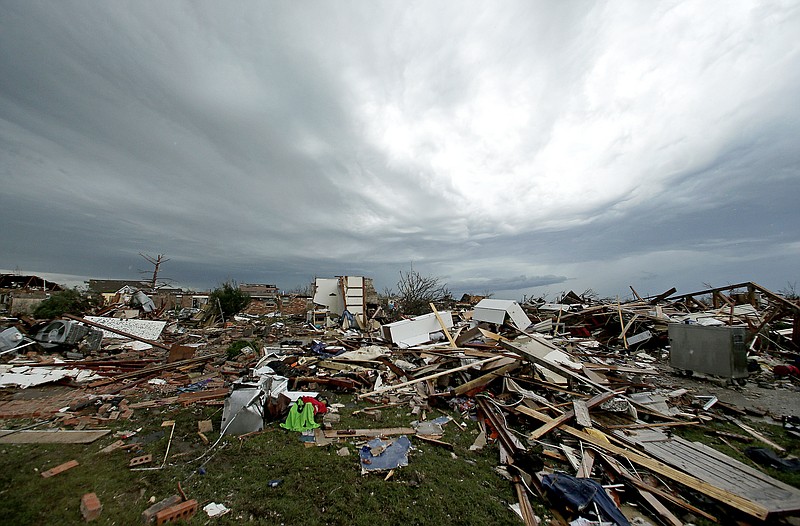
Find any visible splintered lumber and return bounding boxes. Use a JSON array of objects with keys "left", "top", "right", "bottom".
[
  {"left": 88, "top": 354, "right": 221, "bottom": 387},
  {"left": 598, "top": 452, "right": 717, "bottom": 522},
  {"left": 730, "top": 418, "right": 785, "bottom": 452},
  {"left": 500, "top": 340, "right": 677, "bottom": 419},
  {"left": 514, "top": 405, "right": 778, "bottom": 520},
  {"left": 452, "top": 361, "right": 520, "bottom": 396},
  {"left": 177, "top": 388, "right": 229, "bottom": 405},
  {"left": 429, "top": 303, "right": 457, "bottom": 348},
  {"left": 414, "top": 435, "right": 454, "bottom": 450},
  {"left": 513, "top": 475, "right": 539, "bottom": 526},
  {"left": 357, "top": 355, "right": 504, "bottom": 398},
  {"left": 477, "top": 397, "right": 526, "bottom": 457},
  {"left": 575, "top": 449, "right": 595, "bottom": 478},
  {"left": 601, "top": 453, "right": 685, "bottom": 526},
  {"left": 606, "top": 421, "right": 700, "bottom": 430},
  {"left": 323, "top": 427, "right": 415, "bottom": 438},
  {"left": 528, "top": 391, "right": 617, "bottom": 440}
]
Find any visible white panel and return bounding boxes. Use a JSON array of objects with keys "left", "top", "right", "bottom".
[{"left": 381, "top": 312, "right": 453, "bottom": 347}]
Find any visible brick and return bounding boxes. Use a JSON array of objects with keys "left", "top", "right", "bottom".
[
  {"left": 141, "top": 495, "right": 182, "bottom": 524},
  {"left": 80, "top": 492, "right": 102, "bottom": 521},
  {"left": 41, "top": 459, "right": 79, "bottom": 478},
  {"left": 99, "top": 439, "right": 125, "bottom": 454},
  {"left": 155, "top": 499, "right": 198, "bottom": 525},
  {"left": 129, "top": 454, "right": 152, "bottom": 467}
]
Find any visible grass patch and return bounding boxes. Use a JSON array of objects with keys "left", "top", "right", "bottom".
[{"left": 0, "top": 395, "right": 522, "bottom": 525}]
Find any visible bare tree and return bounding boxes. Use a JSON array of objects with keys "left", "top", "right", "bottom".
[
  {"left": 396, "top": 269, "right": 450, "bottom": 315},
  {"left": 288, "top": 280, "right": 314, "bottom": 296},
  {"left": 581, "top": 288, "right": 599, "bottom": 302},
  {"left": 779, "top": 281, "right": 799, "bottom": 300},
  {"left": 139, "top": 253, "right": 171, "bottom": 290}
]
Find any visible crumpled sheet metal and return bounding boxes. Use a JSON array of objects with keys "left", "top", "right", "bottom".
[{"left": 220, "top": 387, "right": 265, "bottom": 436}]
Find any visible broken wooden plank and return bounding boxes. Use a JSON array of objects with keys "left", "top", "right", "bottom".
[
  {"left": 501, "top": 339, "right": 678, "bottom": 420},
  {"left": 87, "top": 353, "right": 220, "bottom": 387},
  {"left": 0, "top": 429, "right": 110, "bottom": 444},
  {"left": 575, "top": 448, "right": 595, "bottom": 478},
  {"left": 606, "top": 421, "right": 700, "bottom": 430},
  {"left": 323, "top": 427, "right": 416, "bottom": 438},
  {"left": 602, "top": 453, "right": 682, "bottom": 526},
  {"left": 414, "top": 435, "right": 454, "bottom": 450},
  {"left": 513, "top": 475, "right": 539, "bottom": 526},
  {"left": 515, "top": 405, "right": 774, "bottom": 520},
  {"left": 730, "top": 418, "right": 785, "bottom": 452},
  {"left": 572, "top": 400, "right": 592, "bottom": 428},
  {"left": 430, "top": 303, "right": 457, "bottom": 348},
  {"left": 177, "top": 388, "right": 229, "bottom": 405},
  {"left": 529, "top": 391, "right": 617, "bottom": 440},
  {"left": 452, "top": 361, "right": 520, "bottom": 396},
  {"left": 41, "top": 459, "right": 79, "bottom": 478},
  {"left": 599, "top": 452, "right": 718, "bottom": 522},
  {"left": 358, "top": 355, "right": 504, "bottom": 399}
]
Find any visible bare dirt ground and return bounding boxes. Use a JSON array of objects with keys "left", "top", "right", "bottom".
[{"left": 650, "top": 362, "right": 800, "bottom": 421}]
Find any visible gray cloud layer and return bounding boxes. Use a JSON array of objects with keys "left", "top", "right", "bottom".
[{"left": 1, "top": 1, "right": 798, "bottom": 297}]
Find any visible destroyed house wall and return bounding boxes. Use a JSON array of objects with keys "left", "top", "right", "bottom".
[
  {"left": 0, "top": 274, "right": 63, "bottom": 292},
  {"left": 279, "top": 295, "right": 310, "bottom": 316},
  {"left": 238, "top": 283, "right": 279, "bottom": 300},
  {"left": 9, "top": 291, "right": 48, "bottom": 314},
  {"left": 87, "top": 279, "right": 151, "bottom": 294}
]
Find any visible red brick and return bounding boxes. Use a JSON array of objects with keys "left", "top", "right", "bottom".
[
  {"left": 129, "top": 454, "right": 152, "bottom": 467},
  {"left": 141, "top": 495, "right": 182, "bottom": 524},
  {"left": 80, "top": 492, "right": 102, "bottom": 521},
  {"left": 155, "top": 499, "right": 197, "bottom": 525}
]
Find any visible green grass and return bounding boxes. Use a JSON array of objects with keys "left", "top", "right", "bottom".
[{"left": 0, "top": 396, "right": 522, "bottom": 525}]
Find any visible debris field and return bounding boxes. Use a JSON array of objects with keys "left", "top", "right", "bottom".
[{"left": 1, "top": 278, "right": 800, "bottom": 525}]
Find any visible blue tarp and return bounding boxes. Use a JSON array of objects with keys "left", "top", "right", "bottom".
[
  {"left": 359, "top": 436, "right": 411, "bottom": 472},
  {"left": 542, "top": 473, "right": 630, "bottom": 526}
]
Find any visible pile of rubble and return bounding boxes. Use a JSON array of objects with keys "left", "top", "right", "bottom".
[{"left": 1, "top": 280, "right": 799, "bottom": 524}]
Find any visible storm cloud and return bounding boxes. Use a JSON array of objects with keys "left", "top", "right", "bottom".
[{"left": 1, "top": 1, "right": 798, "bottom": 298}]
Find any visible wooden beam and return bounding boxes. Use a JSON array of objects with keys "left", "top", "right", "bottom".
[
  {"left": 528, "top": 391, "right": 617, "bottom": 440},
  {"left": 452, "top": 362, "right": 519, "bottom": 396},
  {"left": 599, "top": 452, "right": 718, "bottom": 522},
  {"left": 648, "top": 287, "right": 677, "bottom": 305},
  {"left": 430, "top": 303, "right": 457, "bottom": 348},
  {"left": 357, "top": 355, "right": 504, "bottom": 398},
  {"left": 515, "top": 406, "right": 771, "bottom": 520},
  {"left": 513, "top": 475, "right": 540, "bottom": 526}
]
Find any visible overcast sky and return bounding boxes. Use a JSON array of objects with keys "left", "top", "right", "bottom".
[{"left": 1, "top": 1, "right": 798, "bottom": 299}]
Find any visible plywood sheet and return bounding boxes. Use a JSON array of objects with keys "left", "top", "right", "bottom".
[
  {"left": 621, "top": 429, "right": 800, "bottom": 515},
  {"left": 0, "top": 429, "right": 111, "bottom": 444}
]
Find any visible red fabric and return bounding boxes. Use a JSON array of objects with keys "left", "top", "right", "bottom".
[
  {"left": 774, "top": 365, "right": 800, "bottom": 377},
  {"left": 301, "top": 396, "right": 327, "bottom": 414}
]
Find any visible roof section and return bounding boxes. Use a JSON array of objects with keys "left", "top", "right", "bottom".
[
  {"left": 87, "top": 279, "right": 151, "bottom": 294},
  {"left": 0, "top": 274, "right": 63, "bottom": 291}
]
